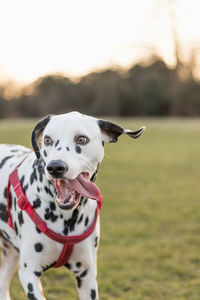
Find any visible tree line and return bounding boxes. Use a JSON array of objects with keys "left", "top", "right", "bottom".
[{"left": 1, "top": 58, "right": 200, "bottom": 118}]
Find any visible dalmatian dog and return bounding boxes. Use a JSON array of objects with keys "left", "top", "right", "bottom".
[{"left": 0, "top": 111, "right": 145, "bottom": 300}]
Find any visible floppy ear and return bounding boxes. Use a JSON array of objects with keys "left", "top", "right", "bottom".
[
  {"left": 98, "top": 120, "right": 145, "bottom": 143},
  {"left": 31, "top": 115, "right": 52, "bottom": 159}
]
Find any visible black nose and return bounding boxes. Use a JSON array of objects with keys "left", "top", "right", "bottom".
[{"left": 47, "top": 160, "right": 68, "bottom": 178}]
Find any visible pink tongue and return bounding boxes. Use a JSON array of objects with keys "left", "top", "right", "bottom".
[{"left": 69, "top": 175, "right": 101, "bottom": 200}]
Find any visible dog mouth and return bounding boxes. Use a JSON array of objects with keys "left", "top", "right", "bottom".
[{"left": 54, "top": 172, "right": 101, "bottom": 210}]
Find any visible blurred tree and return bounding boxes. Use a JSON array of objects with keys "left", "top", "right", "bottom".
[
  {"left": 1, "top": 58, "right": 200, "bottom": 118},
  {"left": 80, "top": 70, "right": 122, "bottom": 115},
  {"left": 11, "top": 75, "right": 76, "bottom": 117},
  {"left": 179, "top": 79, "right": 200, "bottom": 116},
  {"left": 0, "top": 87, "right": 9, "bottom": 118},
  {"left": 120, "top": 60, "right": 176, "bottom": 116}
]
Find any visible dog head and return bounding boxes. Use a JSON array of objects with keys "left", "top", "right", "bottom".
[{"left": 32, "top": 111, "right": 145, "bottom": 210}]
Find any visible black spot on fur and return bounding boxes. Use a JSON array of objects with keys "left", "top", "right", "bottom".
[
  {"left": 43, "top": 150, "right": 47, "bottom": 157},
  {"left": 42, "top": 262, "right": 56, "bottom": 272},
  {"left": 4, "top": 187, "right": 13, "bottom": 210},
  {"left": 33, "top": 198, "right": 41, "bottom": 209},
  {"left": 57, "top": 147, "right": 62, "bottom": 151},
  {"left": 9, "top": 193, "right": 13, "bottom": 209},
  {"left": 76, "top": 277, "right": 82, "bottom": 288},
  {"left": 34, "top": 243, "right": 43, "bottom": 252},
  {"left": 35, "top": 226, "right": 41, "bottom": 234},
  {"left": 24, "top": 263, "right": 27, "bottom": 268},
  {"left": 37, "top": 187, "right": 40, "bottom": 193},
  {"left": 4, "top": 187, "right": 7, "bottom": 199},
  {"left": 30, "top": 168, "right": 38, "bottom": 185},
  {"left": 75, "top": 145, "right": 81, "bottom": 154},
  {"left": 102, "top": 141, "right": 105, "bottom": 147},
  {"left": 66, "top": 147, "right": 70, "bottom": 151},
  {"left": 34, "top": 271, "right": 41, "bottom": 277},
  {"left": 94, "top": 236, "right": 98, "bottom": 248},
  {"left": 39, "top": 172, "right": 43, "bottom": 183},
  {"left": 32, "top": 160, "right": 37, "bottom": 168},
  {"left": 14, "top": 197, "right": 17, "bottom": 211},
  {"left": 65, "top": 262, "right": 72, "bottom": 269},
  {"left": 27, "top": 292, "right": 38, "bottom": 300},
  {"left": 91, "top": 289, "right": 96, "bottom": 300},
  {"left": 23, "top": 184, "right": 29, "bottom": 193},
  {"left": 0, "top": 204, "right": 9, "bottom": 223},
  {"left": 50, "top": 201, "right": 56, "bottom": 210},
  {"left": 18, "top": 211, "right": 24, "bottom": 226},
  {"left": 30, "top": 170, "right": 34, "bottom": 185},
  {"left": 80, "top": 269, "right": 88, "bottom": 277},
  {"left": 0, "top": 156, "right": 13, "bottom": 168},
  {"left": 77, "top": 214, "right": 83, "bottom": 224},
  {"left": 85, "top": 217, "right": 89, "bottom": 227},
  {"left": 28, "top": 283, "right": 33, "bottom": 292},
  {"left": 44, "top": 186, "right": 53, "bottom": 197},
  {"left": 63, "top": 209, "right": 79, "bottom": 235},
  {"left": 14, "top": 222, "right": 18, "bottom": 236},
  {"left": 76, "top": 269, "right": 88, "bottom": 289},
  {"left": 44, "top": 205, "right": 58, "bottom": 223},
  {"left": 37, "top": 159, "right": 45, "bottom": 177},
  {"left": 21, "top": 175, "right": 29, "bottom": 192},
  {"left": 20, "top": 175, "right": 25, "bottom": 186},
  {"left": 63, "top": 225, "right": 69, "bottom": 236},
  {"left": 76, "top": 262, "right": 82, "bottom": 268},
  {"left": 55, "top": 140, "right": 60, "bottom": 148}
]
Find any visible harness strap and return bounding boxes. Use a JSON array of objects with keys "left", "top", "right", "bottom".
[
  {"left": 7, "top": 168, "right": 102, "bottom": 267},
  {"left": 53, "top": 244, "right": 74, "bottom": 268},
  {"left": 7, "top": 180, "right": 14, "bottom": 229}
]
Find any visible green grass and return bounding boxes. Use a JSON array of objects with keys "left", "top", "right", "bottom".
[{"left": 1, "top": 118, "right": 200, "bottom": 299}]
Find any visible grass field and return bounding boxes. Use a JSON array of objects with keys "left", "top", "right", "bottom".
[{"left": 0, "top": 118, "right": 200, "bottom": 300}]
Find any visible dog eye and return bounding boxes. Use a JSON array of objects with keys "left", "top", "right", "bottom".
[
  {"left": 44, "top": 136, "right": 53, "bottom": 146},
  {"left": 76, "top": 136, "right": 89, "bottom": 145}
]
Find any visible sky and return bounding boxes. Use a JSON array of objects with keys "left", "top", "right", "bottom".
[{"left": 0, "top": 0, "right": 200, "bottom": 85}]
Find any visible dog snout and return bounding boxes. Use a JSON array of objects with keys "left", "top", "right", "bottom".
[{"left": 47, "top": 160, "right": 68, "bottom": 178}]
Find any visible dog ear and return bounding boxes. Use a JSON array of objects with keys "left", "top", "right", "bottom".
[
  {"left": 31, "top": 115, "right": 52, "bottom": 159},
  {"left": 98, "top": 119, "right": 145, "bottom": 143}
]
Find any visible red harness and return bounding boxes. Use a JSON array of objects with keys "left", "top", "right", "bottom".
[{"left": 7, "top": 168, "right": 102, "bottom": 268}]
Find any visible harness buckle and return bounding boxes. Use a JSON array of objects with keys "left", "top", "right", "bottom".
[{"left": 17, "top": 195, "right": 29, "bottom": 210}]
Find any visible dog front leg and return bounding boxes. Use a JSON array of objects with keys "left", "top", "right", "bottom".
[
  {"left": 75, "top": 268, "right": 98, "bottom": 300},
  {"left": 0, "top": 242, "right": 19, "bottom": 300},
  {"left": 66, "top": 257, "right": 98, "bottom": 300},
  {"left": 18, "top": 267, "right": 45, "bottom": 300}
]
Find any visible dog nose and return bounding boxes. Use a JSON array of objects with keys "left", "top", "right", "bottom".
[{"left": 47, "top": 160, "right": 68, "bottom": 178}]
